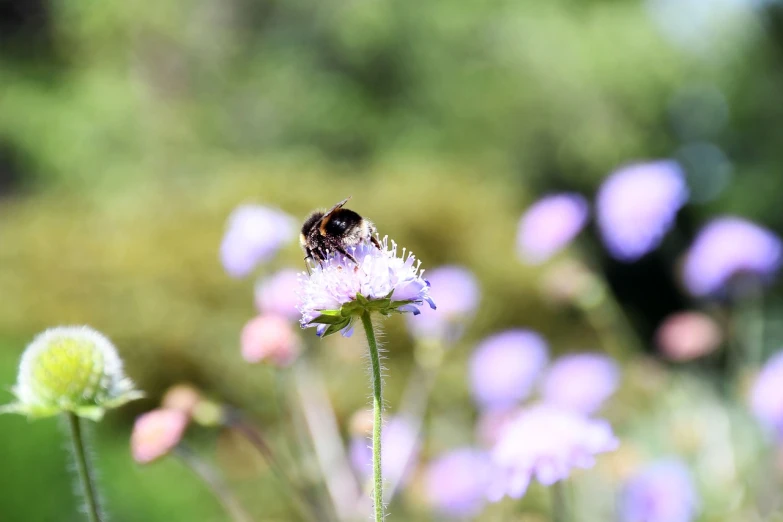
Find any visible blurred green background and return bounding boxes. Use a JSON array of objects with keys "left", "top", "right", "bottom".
[{"left": 3, "top": 0, "right": 783, "bottom": 520}]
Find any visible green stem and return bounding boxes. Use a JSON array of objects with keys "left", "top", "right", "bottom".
[
  {"left": 360, "top": 311, "right": 384, "bottom": 522},
  {"left": 551, "top": 481, "right": 568, "bottom": 522},
  {"left": 173, "top": 445, "right": 253, "bottom": 522},
  {"left": 65, "top": 413, "right": 102, "bottom": 522}
]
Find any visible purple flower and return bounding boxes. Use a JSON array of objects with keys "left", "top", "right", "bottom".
[
  {"left": 682, "top": 217, "right": 782, "bottom": 297},
  {"left": 487, "top": 404, "right": 618, "bottom": 501},
  {"left": 469, "top": 330, "right": 549, "bottom": 411},
  {"left": 349, "top": 416, "right": 420, "bottom": 489},
  {"left": 255, "top": 268, "right": 301, "bottom": 321},
  {"left": 517, "top": 193, "right": 589, "bottom": 264},
  {"left": 620, "top": 460, "right": 699, "bottom": 522},
  {"left": 298, "top": 236, "right": 435, "bottom": 337},
  {"left": 540, "top": 353, "right": 620, "bottom": 415},
  {"left": 220, "top": 205, "right": 295, "bottom": 278},
  {"left": 596, "top": 161, "right": 688, "bottom": 262},
  {"left": 406, "top": 265, "right": 480, "bottom": 341},
  {"left": 749, "top": 351, "right": 783, "bottom": 438},
  {"left": 425, "top": 448, "right": 492, "bottom": 519}
]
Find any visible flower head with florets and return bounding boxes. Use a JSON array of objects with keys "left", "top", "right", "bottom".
[{"left": 298, "top": 236, "right": 436, "bottom": 337}]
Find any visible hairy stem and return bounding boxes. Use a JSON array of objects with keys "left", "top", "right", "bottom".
[
  {"left": 360, "top": 311, "right": 384, "bottom": 522},
  {"left": 551, "top": 481, "right": 568, "bottom": 522},
  {"left": 66, "top": 413, "right": 102, "bottom": 522}
]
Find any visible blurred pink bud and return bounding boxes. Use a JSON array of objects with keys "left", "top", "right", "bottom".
[
  {"left": 656, "top": 311, "right": 722, "bottom": 362},
  {"left": 131, "top": 409, "right": 188, "bottom": 464},
  {"left": 241, "top": 314, "right": 301, "bottom": 366},
  {"left": 161, "top": 384, "right": 202, "bottom": 417}
]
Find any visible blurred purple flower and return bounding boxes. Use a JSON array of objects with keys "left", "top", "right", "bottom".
[
  {"left": 750, "top": 351, "right": 783, "bottom": 438},
  {"left": 517, "top": 193, "right": 589, "bottom": 264},
  {"left": 425, "top": 448, "right": 492, "bottom": 519},
  {"left": 406, "top": 265, "right": 480, "bottom": 341},
  {"left": 487, "top": 404, "right": 618, "bottom": 501},
  {"left": 298, "top": 237, "right": 435, "bottom": 337},
  {"left": 682, "top": 217, "right": 782, "bottom": 297},
  {"left": 220, "top": 205, "right": 295, "bottom": 278},
  {"left": 540, "top": 353, "right": 620, "bottom": 415},
  {"left": 620, "top": 460, "right": 699, "bottom": 522},
  {"left": 255, "top": 269, "right": 301, "bottom": 321},
  {"left": 349, "top": 416, "right": 420, "bottom": 489},
  {"left": 469, "top": 330, "right": 549, "bottom": 411},
  {"left": 596, "top": 161, "right": 688, "bottom": 262}
]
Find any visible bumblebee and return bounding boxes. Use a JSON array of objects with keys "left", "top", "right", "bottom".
[{"left": 300, "top": 197, "right": 381, "bottom": 265}]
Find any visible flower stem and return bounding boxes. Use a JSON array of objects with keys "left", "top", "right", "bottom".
[
  {"left": 360, "top": 310, "right": 384, "bottom": 522},
  {"left": 65, "top": 413, "right": 102, "bottom": 522},
  {"left": 551, "top": 481, "right": 568, "bottom": 522},
  {"left": 173, "top": 444, "right": 253, "bottom": 522}
]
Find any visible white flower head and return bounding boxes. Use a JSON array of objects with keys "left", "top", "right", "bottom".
[
  {"left": 298, "top": 236, "right": 436, "bottom": 337},
  {"left": 1, "top": 326, "right": 143, "bottom": 420}
]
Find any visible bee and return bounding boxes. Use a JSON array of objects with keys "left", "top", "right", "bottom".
[{"left": 300, "top": 197, "right": 381, "bottom": 266}]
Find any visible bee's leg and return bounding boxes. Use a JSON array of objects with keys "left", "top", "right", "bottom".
[
  {"left": 370, "top": 235, "right": 382, "bottom": 249},
  {"left": 331, "top": 243, "right": 358, "bottom": 266}
]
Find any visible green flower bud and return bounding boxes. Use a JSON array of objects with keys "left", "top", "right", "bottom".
[{"left": 1, "top": 326, "right": 143, "bottom": 420}]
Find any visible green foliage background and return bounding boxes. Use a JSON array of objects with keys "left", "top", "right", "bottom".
[{"left": 2, "top": 0, "right": 783, "bottom": 520}]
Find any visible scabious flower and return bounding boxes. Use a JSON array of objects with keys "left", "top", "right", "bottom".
[
  {"left": 131, "top": 409, "right": 189, "bottom": 464},
  {"left": 349, "top": 416, "right": 420, "bottom": 489},
  {"left": 682, "top": 217, "right": 782, "bottom": 297},
  {"left": 487, "top": 404, "right": 618, "bottom": 501},
  {"left": 619, "top": 460, "right": 699, "bottom": 522},
  {"left": 298, "top": 236, "right": 435, "bottom": 337},
  {"left": 749, "top": 351, "right": 783, "bottom": 438},
  {"left": 241, "top": 314, "right": 301, "bottom": 366},
  {"left": 469, "top": 330, "right": 548, "bottom": 411},
  {"left": 656, "top": 311, "right": 722, "bottom": 362},
  {"left": 0, "top": 326, "right": 143, "bottom": 420},
  {"left": 255, "top": 268, "right": 301, "bottom": 321},
  {"left": 220, "top": 205, "right": 295, "bottom": 278},
  {"left": 540, "top": 353, "right": 620, "bottom": 415},
  {"left": 517, "top": 193, "right": 589, "bottom": 264},
  {"left": 597, "top": 161, "right": 688, "bottom": 262},
  {"left": 406, "top": 265, "right": 480, "bottom": 342},
  {"left": 425, "top": 448, "right": 493, "bottom": 519}
]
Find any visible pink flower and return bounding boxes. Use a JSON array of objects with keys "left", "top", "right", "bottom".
[
  {"left": 131, "top": 409, "right": 189, "bottom": 464},
  {"left": 655, "top": 311, "right": 722, "bottom": 362},
  {"left": 255, "top": 269, "right": 301, "bottom": 322},
  {"left": 517, "top": 194, "right": 589, "bottom": 264},
  {"left": 241, "top": 315, "right": 301, "bottom": 367}
]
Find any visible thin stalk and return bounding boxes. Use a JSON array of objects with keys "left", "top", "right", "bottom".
[
  {"left": 360, "top": 311, "right": 384, "bottom": 522},
  {"left": 551, "top": 481, "right": 568, "bottom": 522},
  {"left": 173, "top": 444, "right": 253, "bottom": 522},
  {"left": 66, "top": 413, "right": 102, "bottom": 522}
]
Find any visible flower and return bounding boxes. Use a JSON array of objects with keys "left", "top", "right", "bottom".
[
  {"left": 255, "top": 268, "right": 301, "bottom": 321},
  {"left": 517, "top": 193, "right": 589, "bottom": 264},
  {"left": 487, "top": 404, "right": 618, "bottom": 501},
  {"left": 469, "top": 330, "right": 548, "bottom": 411},
  {"left": 406, "top": 265, "right": 480, "bottom": 341},
  {"left": 749, "top": 351, "right": 783, "bottom": 438},
  {"left": 220, "top": 205, "right": 295, "bottom": 278},
  {"left": 0, "top": 326, "right": 143, "bottom": 420},
  {"left": 131, "top": 409, "right": 189, "bottom": 464},
  {"left": 349, "top": 415, "right": 420, "bottom": 489},
  {"left": 596, "top": 160, "right": 688, "bottom": 261},
  {"left": 540, "top": 353, "right": 620, "bottom": 415},
  {"left": 298, "top": 236, "right": 435, "bottom": 337},
  {"left": 161, "top": 383, "right": 203, "bottom": 417},
  {"left": 655, "top": 311, "right": 722, "bottom": 362},
  {"left": 241, "top": 314, "right": 301, "bottom": 366},
  {"left": 425, "top": 448, "right": 493, "bottom": 518},
  {"left": 682, "top": 217, "right": 782, "bottom": 297},
  {"left": 619, "top": 460, "right": 699, "bottom": 522}
]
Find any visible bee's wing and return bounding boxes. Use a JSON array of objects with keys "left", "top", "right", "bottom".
[{"left": 322, "top": 196, "right": 352, "bottom": 220}]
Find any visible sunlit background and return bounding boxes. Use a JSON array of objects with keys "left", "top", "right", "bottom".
[{"left": 3, "top": 0, "right": 783, "bottom": 521}]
